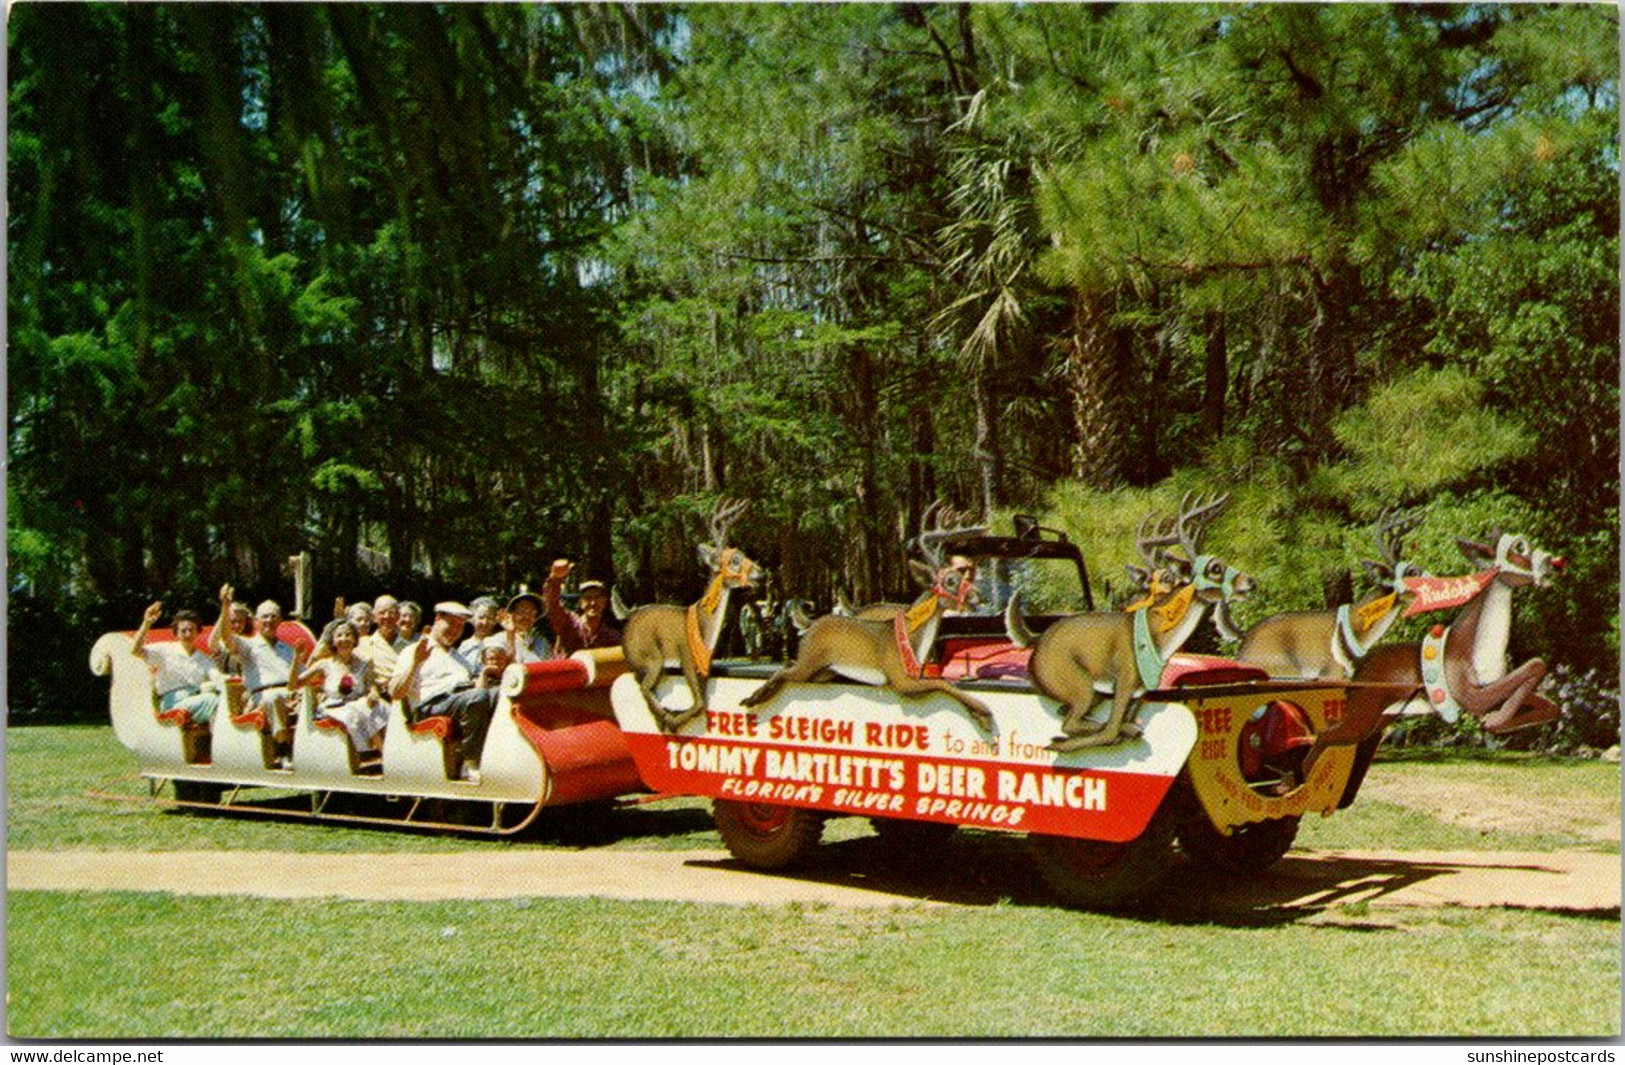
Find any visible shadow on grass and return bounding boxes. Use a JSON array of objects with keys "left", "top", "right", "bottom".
[{"left": 686, "top": 832, "right": 1620, "bottom": 928}]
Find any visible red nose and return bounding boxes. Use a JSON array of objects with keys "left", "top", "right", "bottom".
[{"left": 1550, "top": 556, "right": 1567, "bottom": 572}]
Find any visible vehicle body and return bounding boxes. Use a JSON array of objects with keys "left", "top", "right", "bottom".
[
  {"left": 91, "top": 519, "right": 1413, "bottom": 908},
  {"left": 607, "top": 525, "right": 1410, "bottom": 907}
]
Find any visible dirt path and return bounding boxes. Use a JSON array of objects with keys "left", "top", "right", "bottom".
[{"left": 9, "top": 845, "right": 1619, "bottom": 914}]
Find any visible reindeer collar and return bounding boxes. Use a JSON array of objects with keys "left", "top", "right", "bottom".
[
  {"left": 1403, "top": 568, "right": 1499, "bottom": 617},
  {"left": 904, "top": 594, "right": 940, "bottom": 633},
  {"left": 685, "top": 604, "right": 714, "bottom": 678},
  {"left": 893, "top": 614, "right": 926, "bottom": 679},
  {"left": 1336, "top": 593, "right": 1399, "bottom": 660},
  {"left": 1418, "top": 624, "right": 1463, "bottom": 722},
  {"left": 1131, "top": 608, "right": 1166, "bottom": 690}
]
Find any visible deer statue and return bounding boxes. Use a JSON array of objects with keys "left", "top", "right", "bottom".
[
  {"left": 740, "top": 504, "right": 995, "bottom": 731},
  {"left": 831, "top": 501, "right": 987, "bottom": 621},
  {"left": 1301, "top": 529, "right": 1566, "bottom": 778},
  {"left": 620, "top": 498, "right": 760, "bottom": 732},
  {"left": 1005, "top": 492, "right": 1253, "bottom": 751},
  {"left": 1215, "top": 507, "right": 1426, "bottom": 679}
]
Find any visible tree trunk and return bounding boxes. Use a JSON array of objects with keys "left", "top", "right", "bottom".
[
  {"left": 1065, "top": 291, "right": 1132, "bottom": 490},
  {"left": 971, "top": 367, "right": 1004, "bottom": 523},
  {"left": 850, "top": 342, "right": 882, "bottom": 603}
]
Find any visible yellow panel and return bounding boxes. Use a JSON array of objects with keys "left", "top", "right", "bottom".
[{"left": 1183, "top": 685, "right": 1359, "bottom": 834}]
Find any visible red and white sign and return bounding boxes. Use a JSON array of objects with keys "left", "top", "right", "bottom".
[
  {"left": 610, "top": 674, "right": 1196, "bottom": 842},
  {"left": 1403, "top": 569, "right": 1499, "bottom": 616}
]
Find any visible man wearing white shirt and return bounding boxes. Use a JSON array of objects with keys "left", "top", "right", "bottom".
[
  {"left": 389, "top": 602, "right": 500, "bottom": 781},
  {"left": 210, "top": 585, "right": 305, "bottom": 754},
  {"left": 358, "top": 595, "right": 402, "bottom": 678}
]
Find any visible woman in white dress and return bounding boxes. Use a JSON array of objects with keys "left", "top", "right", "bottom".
[{"left": 297, "top": 620, "right": 388, "bottom": 753}]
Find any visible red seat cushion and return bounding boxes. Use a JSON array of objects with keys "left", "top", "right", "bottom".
[
  {"left": 408, "top": 715, "right": 453, "bottom": 740},
  {"left": 1160, "top": 653, "right": 1269, "bottom": 688},
  {"left": 230, "top": 709, "right": 267, "bottom": 730},
  {"left": 937, "top": 640, "right": 1032, "bottom": 681}
]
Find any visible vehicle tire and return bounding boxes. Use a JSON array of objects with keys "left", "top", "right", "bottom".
[
  {"left": 1177, "top": 813, "right": 1300, "bottom": 876},
  {"left": 868, "top": 816, "right": 957, "bottom": 849},
  {"left": 171, "top": 779, "right": 225, "bottom": 805},
  {"left": 713, "top": 799, "right": 824, "bottom": 870},
  {"left": 1028, "top": 801, "right": 1179, "bottom": 910}
]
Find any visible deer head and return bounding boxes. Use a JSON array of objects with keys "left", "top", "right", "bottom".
[
  {"left": 1457, "top": 529, "right": 1566, "bottom": 588},
  {"left": 1149, "top": 492, "right": 1251, "bottom": 604},
  {"left": 908, "top": 499, "right": 987, "bottom": 613},
  {"left": 1124, "top": 512, "right": 1182, "bottom": 606},
  {"left": 697, "top": 497, "right": 760, "bottom": 592}
]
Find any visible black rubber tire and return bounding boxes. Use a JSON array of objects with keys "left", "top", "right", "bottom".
[
  {"left": 713, "top": 799, "right": 825, "bottom": 870},
  {"left": 1028, "top": 801, "right": 1180, "bottom": 910},
  {"left": 171, "top": 779, "right": 225, "bottom": 805},
  {"left": 1177, "top": 813, "right": 1300, "bottom": 876},
  {"left": 868, "top": 816, "right": 957, "bottom": 848}
]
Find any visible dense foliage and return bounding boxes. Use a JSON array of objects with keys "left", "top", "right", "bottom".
[{"left": 9, "top": 4, "right": 1618, "bottom": 726}]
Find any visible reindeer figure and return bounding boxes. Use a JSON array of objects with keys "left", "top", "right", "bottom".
[
  {"left": 1303, "top": 529, "right": 1566, "bottom": 777},
  {"left": 1006, "top": 493, "right": 1253, "bottom": 751},
  {"left": 832, "top": 501, "right": 987, "bottom": 621},
  {"left": 620, "top": 499, "right": 759, "bottom": 732},
  {"left": 1217, "top": 507, "right": 1426, "bottom": 679},
  {"left": 740, "top": 505, "right": 994, "bottom": 731}
]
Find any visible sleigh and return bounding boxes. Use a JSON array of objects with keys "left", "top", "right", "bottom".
[{"left": 91, "top": 625, "right": 645, "bottom": 834}]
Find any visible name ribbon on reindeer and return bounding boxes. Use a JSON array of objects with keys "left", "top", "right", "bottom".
[{"left": 1402, "top": 568, "right": 1499, "bottom": 617}]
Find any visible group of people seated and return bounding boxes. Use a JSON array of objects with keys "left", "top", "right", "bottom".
[{"left": 130, "top": 560, "right": 621, "bottom": 782}]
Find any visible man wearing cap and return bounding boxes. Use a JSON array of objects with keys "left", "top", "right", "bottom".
[
  {"left": 543, "top": 559, "right": 622, "bottom": 656},
  {"left": 501, "top": 590, "right": 554, "bottom": 663},
  {"left": 388, "top": 602, "right": 499, "bottom": 782}
]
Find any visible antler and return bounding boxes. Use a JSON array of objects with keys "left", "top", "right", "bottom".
[
  {"left": 1135, "top": 511, "right": 1181, "bottom": 565},
  {"left": 915, "top": 498, "right": 988, "bottom": 568},
  {"left": 1174, "top": 491, "right": 1230, "bottom": 559},
  {"left": 1373, "top": 506, "right": 1424, "bottom": 566},
  {"left": 709, "top": 497, "right": 750, "bottom": 547}
]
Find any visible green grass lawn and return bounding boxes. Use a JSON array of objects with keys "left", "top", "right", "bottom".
[
  {"left": 8, "top": 890, "right": 1618, "bottom": 1038},
  {"left": 7, "top": 724, "right": 1621, "bottom": 1038}
]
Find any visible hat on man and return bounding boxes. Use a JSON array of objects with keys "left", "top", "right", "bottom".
[
  {"left": 508, "top": 592, "right": 544, "bottom": 614},
  {"left": 434, "top": 601, "right": 473, "bottom": 619},
  {"left": 577, "top": 580, "right": 607, "bottom": 595}
]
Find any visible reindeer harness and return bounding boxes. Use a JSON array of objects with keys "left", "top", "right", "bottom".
[
  {"left": 1191, "top": 554, "right": 1243, "bottom": 599},
  {"left": 684, "top": 548, "right": 756, "bottom": 678},
  {"left": 1130, "top": 584, "right": 1196, "bottom": 689},
  {"left": 1334, "top": 592, "right": 1399, "bottom": 662},
  {"left": 891, "top": 570, "right": 977, "bottom": 680},
  {"left": 1402, "top": 567, "right": 1501, "bottom": 721}
]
